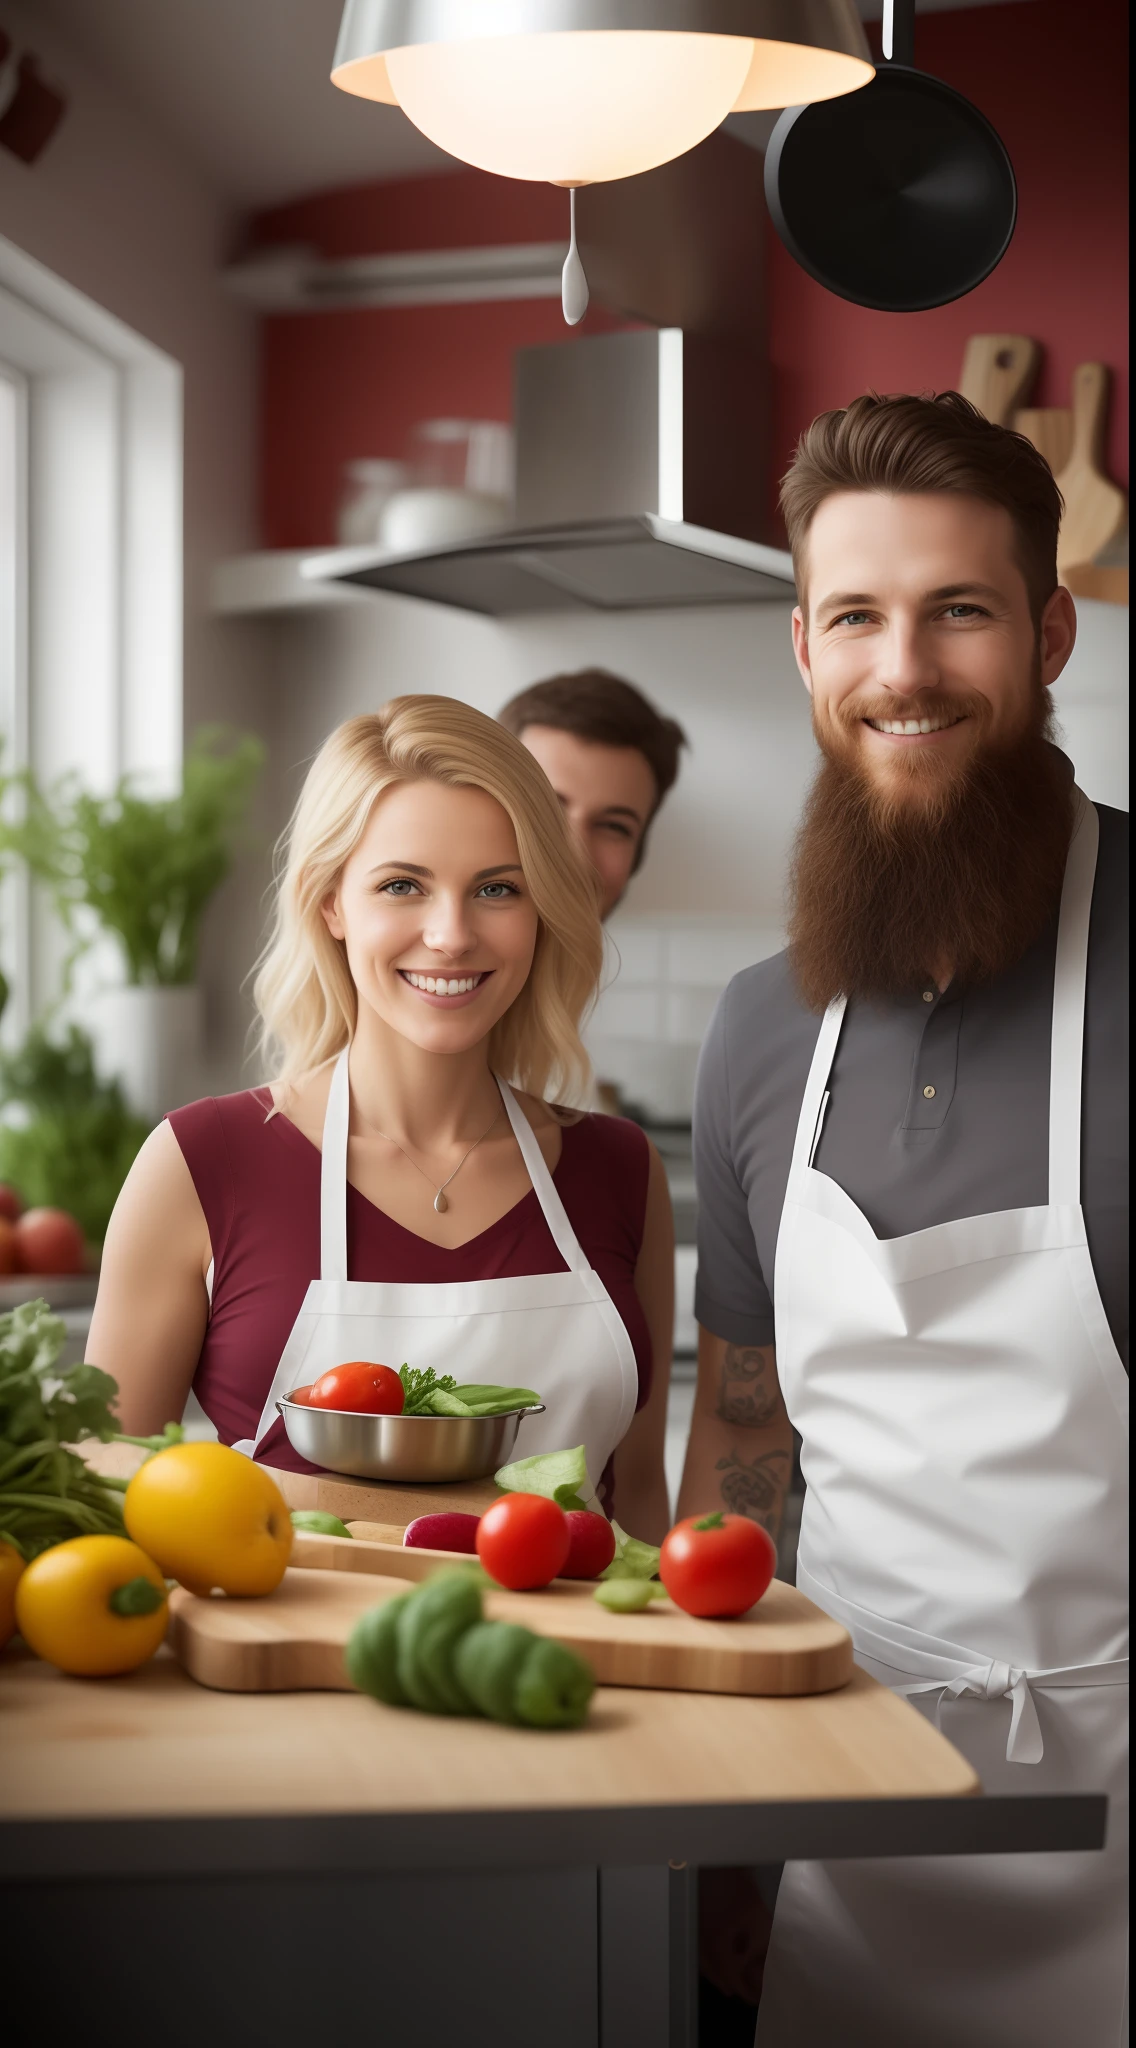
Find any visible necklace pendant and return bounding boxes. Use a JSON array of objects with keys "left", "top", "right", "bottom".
[{"left": 433, "top": 1190, "right": 449, "bottom": 1214}]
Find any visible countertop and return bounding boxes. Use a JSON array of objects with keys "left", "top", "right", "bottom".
[{"left": 0, "top": 1470, "right": 1106, "bottom": 2048}]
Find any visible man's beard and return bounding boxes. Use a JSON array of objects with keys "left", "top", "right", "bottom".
[{"left": 787, "top": 688, "right": 1074, "bottom": 1010}]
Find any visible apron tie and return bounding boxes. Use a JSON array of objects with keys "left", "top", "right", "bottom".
[{"left": 897, "top": 1662, "right": 1043, "bottom": 1765}]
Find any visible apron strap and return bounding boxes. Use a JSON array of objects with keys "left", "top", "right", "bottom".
[
  {"left": 789, "top": 999, "right": 847, "bottom": 1182},
  {"left": 1049, "top": 789, "right": 1098, "bottom": 1208},
  {"left": 495, "top": 1077, "right": 592, "bottom": 1278},
  {"left": 320, "top": 1048, "right": 351, "bottom": 1282}
]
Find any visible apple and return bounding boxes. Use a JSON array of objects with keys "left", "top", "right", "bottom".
[
  {"left": 0, "top": 1184, "right": 23, "bottom": 1224},
  {"left": 14, "top": 1207, "right": 87, "bottom": 1276}
]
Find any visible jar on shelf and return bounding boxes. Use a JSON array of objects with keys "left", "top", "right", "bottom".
[
  {"left": 336, "top": 459, "right": 407, "bottom": 546},
  {"left": 376, "top": 419, "right": 514, "bottom": 553}
]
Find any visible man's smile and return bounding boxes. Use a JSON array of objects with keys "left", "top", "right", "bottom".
[{"left": 866, "top": 712, "right": 968, "bottom": 737}]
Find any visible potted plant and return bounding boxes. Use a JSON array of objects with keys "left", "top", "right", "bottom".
[
  {"left": 0, "top": 1023, "right": 151, "bottom": 1259},
  {"left": 1, "top": 728, "right": 262, "bottom": 1119}
]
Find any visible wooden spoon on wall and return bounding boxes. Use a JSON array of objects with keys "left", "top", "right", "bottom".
[
  {"left": 1054, "top": 363, "right": 1127, "bottom": 577},
  {"left": 957, "top": 334, "right": 1039, "bottom": 424}
]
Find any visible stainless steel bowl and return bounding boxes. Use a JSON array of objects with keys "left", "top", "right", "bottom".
[{"left": 276, "top": 1398, "right": 545, "bottom": 1483}]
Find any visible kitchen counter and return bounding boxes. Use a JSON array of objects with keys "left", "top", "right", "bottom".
[{"left": 0, "top": 1614, "right": 1104, "bottom": 2048}]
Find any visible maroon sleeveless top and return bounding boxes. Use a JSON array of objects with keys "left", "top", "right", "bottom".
[{"left": 167, "top": 1089, "right": 653, "bottom": 1485}]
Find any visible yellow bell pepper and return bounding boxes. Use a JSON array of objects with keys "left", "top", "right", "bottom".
[{"left": 15, "top": 1534, "right": 168, "bottom": 1676}]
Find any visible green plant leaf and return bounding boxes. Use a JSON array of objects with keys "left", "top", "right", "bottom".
[
  {"left": 599, "top": 1523, "right": 662, "bottom": 1582},
  {"left": 0, "top": 1022, "right": 152, "bottom": 1245},
  {"left": 494, "top": 1444, "right": 591, "bottom": 1513},
  {"left": 0, "top": 727, "right": 263, "bottom": 987}
]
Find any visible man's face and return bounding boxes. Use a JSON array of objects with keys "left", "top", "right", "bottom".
[
  {"left": 791, "top": 491, "right": 1076, "bottom": 807},
  {"left": 518, "top": 724, "right": 658, "bottom": 918}
]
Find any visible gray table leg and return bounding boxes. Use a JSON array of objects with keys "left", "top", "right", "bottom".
[{"left": 599, "top": 1863, "right": 698, "bottom": 2048}]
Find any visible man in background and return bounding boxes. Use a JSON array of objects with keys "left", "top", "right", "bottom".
[{"left": 499, "top": 669, "right": 686, "bottom": 918}]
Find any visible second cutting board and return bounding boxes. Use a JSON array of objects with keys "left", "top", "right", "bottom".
[{"left": 169, "top": 1564, "right": 853, "bottom": 1698}]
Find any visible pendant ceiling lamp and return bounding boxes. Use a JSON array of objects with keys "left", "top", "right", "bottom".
[{"left": 330, "top": 2, "right": 874, "bottom": 188}]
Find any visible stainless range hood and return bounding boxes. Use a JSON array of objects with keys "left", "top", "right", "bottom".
[
  {"left": 303, "top": 134, "right": 796, "bottom": 616},
  {"left": 304, "top": 327, "right": 796, "bottom": 615}
]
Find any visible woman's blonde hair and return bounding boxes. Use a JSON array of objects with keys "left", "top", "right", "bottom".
[{"left": 254, "top": 696, "right": 603, "bottom": 1102}]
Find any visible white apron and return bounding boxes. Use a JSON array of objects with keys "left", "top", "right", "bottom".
[
  {"left": 757, "top": 792, "right": 1129, "bottom": 2048},
  {"left": 231, "top": 1052, "right": 640, "bottom": 1493}
]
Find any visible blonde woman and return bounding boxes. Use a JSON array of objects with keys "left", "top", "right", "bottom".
[{"left": 89, "top": 698, "right": 674, "bottom": 1538}]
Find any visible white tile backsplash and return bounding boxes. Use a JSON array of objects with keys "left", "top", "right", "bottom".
[
  {"left": 664, "top": 922, "right": 784, "bottom": 985},
  {"left": 603, "top": 925, "right": 666, "bottom": 986},
  {"left": 586, "top": 914, "right": 785, "bottom": 1118},
  {"left": 663, "top": 985, "right": 722, "bottom": 1043},
  {"left": 588, "top": 984, "right": 665, "bottom": 1040}
]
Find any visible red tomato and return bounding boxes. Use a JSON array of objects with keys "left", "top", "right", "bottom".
[
  {"left": 476, "top": 1494, "right": 570, "bottom": 1591},
  {"left": 0, "top": 1183, "right": 23, "bottom": 1224},
  {"left": 306, "top": 1362, "right": 404, "bottom": 1415},
  {"left": 14, "top": 1207, "right": 86, "bottom": 1276},
  {"left": 659, "top": 1512, "right": 776, "bottom": 1618},
  {"left": 288, "top": 1385, "right": 314, "bottom": 1406},
  {"left": 0, "top": 1217, "right": 19, "bottom": 1275},
  {"left": 560, "top": 1510, "right": 617, "bottom": 1580}
]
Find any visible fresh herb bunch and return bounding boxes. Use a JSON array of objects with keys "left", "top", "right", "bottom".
[
  {"left": 399, "top": 1364, "right": 460, "bottom": 1415},
  {"left": 0, "top": 1024, "right": 151, "bottom": 1246},
  {"left": 0, "top": 1299, "right": 182, "bottom": 1561},
  {"left": 0, "top": 726, "right": 263, "bottom": 986}
]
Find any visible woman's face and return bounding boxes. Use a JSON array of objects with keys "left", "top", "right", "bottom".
[{"left": 322, "top": 779, "right": 540, "bottom": 1057}]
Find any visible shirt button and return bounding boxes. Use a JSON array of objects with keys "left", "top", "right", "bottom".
[
  {"left": 922, "top": 990, "right": 935, "bottom": 1002},
  {"left": 923, "top": 1084, "right": 936, "bottom": 1099}
]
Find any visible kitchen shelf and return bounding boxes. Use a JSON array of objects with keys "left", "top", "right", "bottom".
[{"left": 208, "top": 550, "right": 370, "bottom": 617}]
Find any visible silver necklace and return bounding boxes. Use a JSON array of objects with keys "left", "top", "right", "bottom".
[{"left": 361, "top": 1102, "right": 502, "bottom": 1213}]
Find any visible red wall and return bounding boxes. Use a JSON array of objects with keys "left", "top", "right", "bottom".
[
  {"left": 253, "top": 0, "right": 1128, "bottom": 548},
  {"left": 253, "top": 176, "right": 631, "bottom": 548},
  {"left": 768, "top": 0, "right": 1130, "bottom": 504}
]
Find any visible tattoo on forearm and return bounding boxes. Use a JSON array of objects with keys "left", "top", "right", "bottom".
[
  {"left": 715, "top": 1344, "right": 781, "bottom": 1429},
  {"left": 715, "top": 1447, "right": 790, "bottom": 1535}
]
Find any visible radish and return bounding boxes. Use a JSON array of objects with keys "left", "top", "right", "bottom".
[
  {"left": 403, "top": 1513, "right": 481, "bottom": 1554},
  {"left": 560, "top": 1510, "right": 617, "bottom": 1579}
]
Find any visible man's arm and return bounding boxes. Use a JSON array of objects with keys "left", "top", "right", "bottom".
[{"left": 676, "top": 1327, "right": 792, "bottom": 1540}]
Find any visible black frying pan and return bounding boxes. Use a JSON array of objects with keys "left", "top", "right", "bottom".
[{"left": 763, "top": 0, "right": 1017, "bottom": 312}]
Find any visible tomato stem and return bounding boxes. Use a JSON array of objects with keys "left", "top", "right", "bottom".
[
  {"left": 108, "top": 1576, "right": 166, "bottom": 1617},
  {"left": 692, "top": 1511, "right": 726, "bottom": 1532}
]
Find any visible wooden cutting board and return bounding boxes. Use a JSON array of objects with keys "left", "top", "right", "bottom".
[
  {"left": 1054, "top": 362, "right": 1127, "bottom": 575},
  {"left": 169, "top": 1563, "right": 854, "bottom": 1699},
  {"left": 1013, "top": 405, "right": 1074, "bottom": 475},
  {"left": 958, "top": 334, "right": 1039, "bottom": 424},
  {"left": 267, "top": 1464, "right": 500, "bottom": 1526}
]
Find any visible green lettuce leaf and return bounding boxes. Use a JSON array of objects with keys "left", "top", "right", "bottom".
[
  {"left": 600, "top": 1522, "right": 662, "bottom": 1582},
  {"left": 494, "top": 1443, "right": 591, "bottom": 1513}
]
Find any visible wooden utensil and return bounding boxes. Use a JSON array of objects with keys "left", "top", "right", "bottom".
[
  {"left": 1013, "top": 406, "right": 1074, "bottom": 475},
  {"left": 958, "top": 334, "right": 1039, "bottom": 424},
  {"left": 1055, "top": 363, "right": 1128, "bottom": 576},
  {"left": 169, "top": 1563, "right": 854, "bottom": 1699}
]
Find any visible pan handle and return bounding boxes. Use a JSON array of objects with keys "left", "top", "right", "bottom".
[{"left": 882, "top": 0, "right": 915, "bottom": 67}]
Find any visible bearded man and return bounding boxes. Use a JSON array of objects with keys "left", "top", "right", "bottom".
[{"left": 680, "top": 393, "right": 1128, "bottom": 2047}]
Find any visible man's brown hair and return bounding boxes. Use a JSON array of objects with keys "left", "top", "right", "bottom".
[
  {"left": 780, "top": 391, "right": 1063, "bottom": 625},
  {"left": 498, "top": 670, "right": 688, "bottom": 872}
]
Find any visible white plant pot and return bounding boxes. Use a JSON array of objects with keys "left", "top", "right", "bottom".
[{"left": 88, "top": 984, "right": 204, "bottom": 1124}]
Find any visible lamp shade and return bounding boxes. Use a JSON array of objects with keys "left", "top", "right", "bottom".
[{"left": 332, "top": 0, "right": 873, "bottom": 184}]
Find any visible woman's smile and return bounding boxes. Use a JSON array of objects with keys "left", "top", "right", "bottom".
[{"left": 397, "top": 967, "right": 494, "bottom": 1007}]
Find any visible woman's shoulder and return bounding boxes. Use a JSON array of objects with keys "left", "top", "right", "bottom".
[{"left": 167, "top": 1085, "right": 274, "bottom": 1142}]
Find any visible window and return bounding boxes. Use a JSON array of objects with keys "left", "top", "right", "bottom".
[{"left": 0, "top": 234, "right": 182, "bottom": 1022}]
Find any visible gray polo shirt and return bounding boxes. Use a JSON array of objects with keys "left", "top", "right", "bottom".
[{"left": 693, "top": 800, "right": 1129, "bottom": 1370}]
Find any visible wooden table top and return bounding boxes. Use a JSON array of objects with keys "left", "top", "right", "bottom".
[{"left": 0, "top": 1643, "right": 977, "bottom": 1827}]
